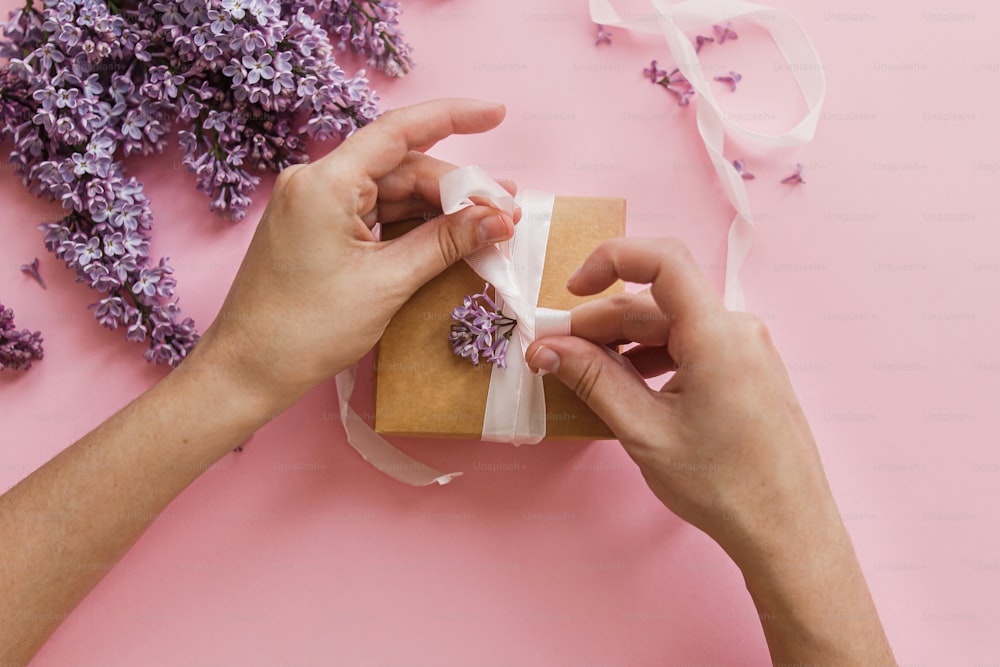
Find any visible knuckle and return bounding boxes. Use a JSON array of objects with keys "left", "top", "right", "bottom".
[
  {"left": 608, "top": 292, "right": 637, "bottom": 312},
  {"left": 435, "top": 218, "right": 465, "bottom": 267},
  {"left": 573, "top": 353, "right": 604, "bottom": 403},
  {"left": 275, "top": 164, "right": 308, "bottom": 194}
]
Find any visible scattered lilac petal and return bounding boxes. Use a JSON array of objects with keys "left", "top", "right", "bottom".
[{"left": 695, "top": 35, "right": 714, "bottom": 53}]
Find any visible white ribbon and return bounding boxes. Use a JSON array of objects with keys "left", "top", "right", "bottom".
[
  {"left": 440, "top": 166, "right": 571, "bottom": 445},
  {"left": 590, "top": 0, "right": 826, "bottom": 310},
  {"left": 333, "top": 167, "right": 569, "bottom": 484}
]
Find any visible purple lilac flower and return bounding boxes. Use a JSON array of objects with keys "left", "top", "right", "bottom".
[
  {"left": 449, "top": 284, "right": 516, "bottom": 369},
  {"left": 714, "top": 71, "right": 742, "bottom": 92},
  {"left": 695, "top": 35, "right": 714, "bottom": 53},
  {"left": 595, "top": 24, "right": 613, "bottom": 46},
  {"left": 644, "top": 61, "right": 695, "bottom": 107},
  {"left": 0, "top": 303, "right": 44, "bottom": 371},
  {"left": 732, "top": 159, "right": 755, "bottom": 180},
  {"left": 20, "top": 257, "right": 46, "bottom": 289},
  {"left": 0, "top": 0, "right": 402, "bottom": 369},
  {"left": 713, "top": 21, "right": 738, "bottom": 44},
  {"left": 316, "top": 0, "right": 415, "bottom": 77},
  {"left": 781, "top": 163, "right": 806, "bottom": 185}
]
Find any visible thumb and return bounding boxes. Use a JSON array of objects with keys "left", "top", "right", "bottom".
[
  {"left": 384, "top": 205, "right": 514, "bottom": 292},
  {"left": 526, "top": 335, "right": 658, "bottom": 441}
]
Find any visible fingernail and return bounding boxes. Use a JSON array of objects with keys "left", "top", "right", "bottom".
[
  {"left": 529, "top": 346, "right": 561, "bottom": 375},
  {"left": 478, "top": 214, "right": 510, "bottom": 244}
]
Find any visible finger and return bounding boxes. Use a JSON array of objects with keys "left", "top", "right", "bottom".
[
  {"left": 622, "top": 344, "right": 677, "bottom": 379},
  {"left": 375, "top": 151, "right": 518, "bottom": 208},
  {"left": 363, "top": 200, "right": 439, "bottom": 227},
  {"left": 566, "top": 237, "right": 723, "bottom": 324},
  {"left": 369, "top": 190, "right": 523, "bottom": 228},
  {"left": 380, "top": 204, "right": 515, "bottom": 292},
  {"left": 525, "top": 336, "right": 661, "bottom": 441},
  {"left": 570, "top": 290, "right": 672, "bottom": 346},
  {"left": 322, "top": 99, "right": 506, "bottom": 181}
]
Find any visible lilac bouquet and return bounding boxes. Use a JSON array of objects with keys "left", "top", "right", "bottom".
[{"left": 0, "top": 0, "right": 412, "bottom": 370}]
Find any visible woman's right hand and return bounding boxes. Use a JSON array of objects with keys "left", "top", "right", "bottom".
[
  {"left": 527, "top": 237, "right": 895, "bottom": 664},
  {"left": 526, "top": 237, "right": 839, "bottom": 567}
]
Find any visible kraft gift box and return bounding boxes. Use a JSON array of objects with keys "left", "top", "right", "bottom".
[{"left": 374, "top": 195, "right": 626, "bottom": 440}]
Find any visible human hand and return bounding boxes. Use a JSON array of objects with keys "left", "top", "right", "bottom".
[
  {"left": 190, "top": 99, "right": 518, "bottom": 415},
  {"left": 525, "top": 238, "right": 840, "bottom": 567}
]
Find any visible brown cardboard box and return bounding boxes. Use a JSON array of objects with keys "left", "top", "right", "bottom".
[{"left": 375, "top": 196, "right": 626, "bottom": 439}]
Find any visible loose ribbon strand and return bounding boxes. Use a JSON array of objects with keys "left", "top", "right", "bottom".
[{"left": 590, "top": 0, "right": 826, "bottom": 310}]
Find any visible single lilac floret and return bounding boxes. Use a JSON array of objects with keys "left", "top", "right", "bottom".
[
  {"left": 713, "top": 21, "right": 738, "bottom": 44},
  {"left": 20, "top": 257, "right": 46, "bottom": 289},
  {"left": 714, "top": 71, "right": 742, "bottom": 92},
  {"left": 695, "top": 35, "right": 714, "bottom": 53},
  {"left": 781, "top": 163, "right": 806, "bottom": 185},
  {"left": 732, "top": 159, "right": 755, "bottom": 180},
  {"left": 449, "top": 283, "right": 517, "bottom": 369},
  {"left": 595, "top": 24, "right": 612, "bottom": 46}
]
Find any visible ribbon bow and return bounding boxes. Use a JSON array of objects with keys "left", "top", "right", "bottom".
[{"left": 334, "top": 168, "right": 568, "bottom": 485}]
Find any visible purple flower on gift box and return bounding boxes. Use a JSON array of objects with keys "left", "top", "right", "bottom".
[
  {"left": 781, "top": 163, "right": 806, "bottom": 185},
  {"left": 644, "top": 61, "right": 695, "bottom": 107},
  {"left": 732, "top": 159, "right": 755, "bottom": 180},
  {"left": 20, "top": 258, "right": 46, "bottom": 289},
  {"left": 695, "top": 35, "right": 714, "bottom": 53},
  {"left": 0, "top": 303, "right": 44, "bottom": 371},
  {"left": 595, "top": 24, "right": 613, "bottom": 46},
  {"left": 714, "top": 71, "right": 742, "bottom": 92},
  {"left": 713, "top": 21, "right": 738, "bottom": 44},
  {"left": 450, "top": 284, "right": 517, "bottom": 369}
]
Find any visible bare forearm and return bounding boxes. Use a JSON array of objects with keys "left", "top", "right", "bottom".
[
  {"left": 738, "top": 515, "right": 896, "bottom": 666},
  {"left": 0, "top": 348, "right": 268, "bottom": 665}
]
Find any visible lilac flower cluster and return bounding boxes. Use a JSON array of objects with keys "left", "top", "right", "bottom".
[
  {"left": 0, "top": 0, "right": 413, "bottom": 370},
  {"left": 0, "top": 303, "right": 44, "bottom": 371},
  {"left": 308, "top": 0, "right": 414, "bottom": 77},
  {"left": 449, "top": 284, "right": 516, "bottom": 369}
]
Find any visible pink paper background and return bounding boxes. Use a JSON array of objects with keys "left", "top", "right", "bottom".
[{"left": 1, "top": 0, "right": 997, "bottom": 664}]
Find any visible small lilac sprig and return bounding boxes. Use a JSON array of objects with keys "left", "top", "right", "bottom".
[
  {"left": 320, "top": 0, "right": 415, "bottom": 77},
  {"left": 449, "top": 284, "right": 516, "bottom": 369},
  {"left": 595, "top": 24, "right": 613, "bottom": 46},
  {"left": 732, "top": 159, "right": 755, "bottom": 180},
  {"left": 643, "top": 60, "right": 695, "bottom": 107},
  {"left": 713, "top": 21, "right": 739, "bottom": 44},
  {"left": 781, "top": 163, "right": 806, "bottom": 185},
  {"left": 20, "top": 258, "right": 46, "bottom": 289},
  {"left": 714, "top": 70, "right": 742, "bottom": 92},
  {"left": 0, "top": 303, "right": 44, "bottom": 371}
]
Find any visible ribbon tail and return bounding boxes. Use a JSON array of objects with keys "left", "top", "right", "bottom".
[{"left": 335, "top": 366, "right": 462, "bottom": 486}]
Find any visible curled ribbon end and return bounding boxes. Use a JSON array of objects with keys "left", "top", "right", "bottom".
[{"left": 433, "top": 471, "right": 464, "bottom": 486}]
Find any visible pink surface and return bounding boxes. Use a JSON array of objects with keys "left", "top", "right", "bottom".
[{"left": 1, "top": 1, "right": 997, "bottom": 664}]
